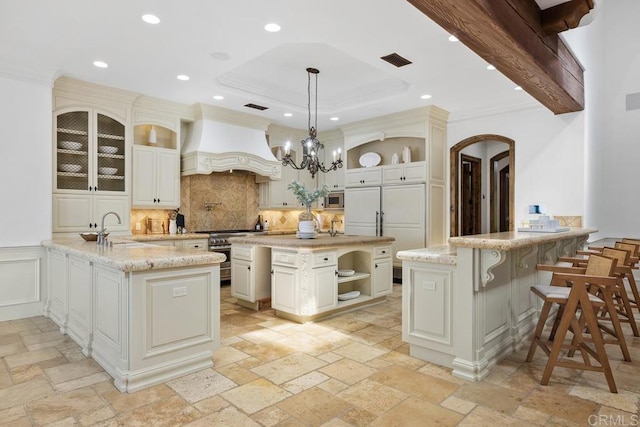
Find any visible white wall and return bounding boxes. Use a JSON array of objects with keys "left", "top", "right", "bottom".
[
  {"left": 0, "top": 75, "right": 52, "bottom": 246},
  {"left": 0, "top": 74, "right": 52, "bottom": 320},
  {"left": 449, "top": 106, "right": 585, "bottom": 233}
]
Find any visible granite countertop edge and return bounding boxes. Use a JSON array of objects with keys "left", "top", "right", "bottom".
[
  {"left": 396, "top": 246, "right": 457, "bottom": 265},
  {"left": 42, "top": 239, "right": 225, "bottom": 272},
  {"left": 227, "top": 234, "right": 394, "bottom": 249},
  {"left": 448, "top": 227, "right": 597, "bottom": 250}
]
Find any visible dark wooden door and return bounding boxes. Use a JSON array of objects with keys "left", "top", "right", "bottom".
[
  {"left": 499, "top": 165, "right": 510, "bottom": 232},
  {"left": 461, "top": 154, "right": 481, "bottom": 235}
]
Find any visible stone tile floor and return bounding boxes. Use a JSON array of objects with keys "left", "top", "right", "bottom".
[{"left": 0, "top": 284, "right": 639, "bottom": 426}]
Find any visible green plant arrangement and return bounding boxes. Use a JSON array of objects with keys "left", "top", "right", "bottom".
[{"left": 287, "top": 181, "right": 329, "bottom": 207}]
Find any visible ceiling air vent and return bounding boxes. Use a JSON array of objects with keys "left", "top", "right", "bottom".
[
  {"left": 380, "top": 53, "right": 412, "bottom": 68},
  {"left": 244, "top": 103, "right": 268, "bottom": 111}
]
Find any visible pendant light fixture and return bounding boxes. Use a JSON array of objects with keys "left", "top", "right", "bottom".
[{"left": 282, "top": 67, "right": 343, "bottom": 178}]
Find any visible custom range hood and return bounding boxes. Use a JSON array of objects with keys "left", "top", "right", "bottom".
[{"left": 181, "top": 104, "right": 281, "bottom": 179}]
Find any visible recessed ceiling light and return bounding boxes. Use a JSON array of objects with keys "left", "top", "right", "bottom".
[
  {"left": 420, "top": 94, "right": 432, "bottom": 100},
  {"left": 514, "top": 85, "right": 523, "bottom": 91},
  {"left": 212, "top": 95, "right": 224, "bottom": 100},
  {"left": 211, "top": 52, "right": 230, "bottom": 61},
  {"left": 284, "top": 113, "right": 292, "bottom": 117},
  {"left": 141, "top": 14, "right": 160, "bottom": 24},
  {"left": 330, "top": 117, "right": 339, "bottom": 121},
  {"left": 176, "top": 74, "right": 190, "bottom": 81},
  {"left": 448, "top": 35, "right": 459, "bottom": 42},
  {"left": 264, "top": 23, "right": 281, "bottom": 32},
  {"left": 93, "top": 61, "right": 108, "bottom": 68},
  {"left": 487, "top": 64, "right": 496, "bottom": 70}
]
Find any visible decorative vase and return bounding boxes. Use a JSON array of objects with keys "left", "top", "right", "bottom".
[
  {"left": 169, "top": 219, "right": 177, "bottom": 235},
  {"left": 298, "top": 205, "right": 316, "bottom": 234}
]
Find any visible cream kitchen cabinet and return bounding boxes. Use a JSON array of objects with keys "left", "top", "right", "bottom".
[
  {"left": 345, "top": 167, "right": 382, "bottom": 187},
  {"left": 230, "top": 244, "right": 271, "bottom": 310},
  {"left": 52, "top": 193, "right": 130, "bottom": 233},
  {"left": 53, "top": 107, "right": 130, "bottom": 234},
  {"left": 372, "top": 247, "right": 393, "bottom": 297},
  {"left": 132, "top": 146, "right": 180, "bottom": 208},
  {"left": 382, "top": 161, "right": 426, "bottom": 185}
]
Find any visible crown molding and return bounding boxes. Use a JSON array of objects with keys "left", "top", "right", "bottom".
[{"left": 448, "top": 100, "right": 544, "bottom": 123}]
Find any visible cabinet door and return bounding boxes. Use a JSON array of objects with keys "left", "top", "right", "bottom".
[
  {"left": 93, "top": 196, "right": 130, "bottom": 232},
  {"left": 67, "top": 256, "right": 92, "bottom": 354},
  {"left": 362, "top": 168, "right": 382, "bottom": 186},
  {"left": 53, "top": 194, "right": 94, "bottom": 231},
  {"left": 95, "top": 113, "right": 126, "bottom": 193},
  {"left": 382, "top": 184, "right": 425, "bottom": 264},
  {"left": 314, "top": 266, "right": 337, "bottom": 312},
  {"left": 47, "top": 249, "right": 68, "bottom": 330},
  {"left": 183, "top": 239, "right": 208, "bottom": 251},
  {"left": 373, "top": 258, "right": 393, "bottom": 297},
  {"left": 55, "top": 110, "right": 90, "bottom": 193},
  {"left": 382, "top": 165, "right": 403, "bottom": 185},
  {"left": 131, "top": 146, "right": 157, "bottom": 206},
  {"left": 258, "top": 183, "right": 270, "bottom": 209},
  {"left": 156, "top": 150, "right": 180, "bottom": 208},
  {"left": 345, "top": 169, "right": 364, "bottom": 187},
  {"left": 231, "top": 259, "right": 252, "bottom": 301},
  {"left": 272, "top": 266, "right": 298, "bottom": 313},
  {"left": 403, "top": 162, "right": 427, "bottom": 183}
]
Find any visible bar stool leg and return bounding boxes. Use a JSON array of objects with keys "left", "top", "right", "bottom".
[{"left": 527, "top": 300, "right": 553, "bottom": 362}]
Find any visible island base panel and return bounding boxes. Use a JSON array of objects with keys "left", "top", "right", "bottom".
[{"left": 275, "top": 296, "right": 386, "bottom": 323}]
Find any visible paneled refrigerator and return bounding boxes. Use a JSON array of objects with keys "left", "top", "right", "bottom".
[{"left": 345, "top": 184, "right": 426, "bottom": 267}]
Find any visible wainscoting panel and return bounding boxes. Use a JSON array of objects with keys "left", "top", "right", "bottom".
[{"left": 0, "top": 246, "right": 45, "bottom": 321}]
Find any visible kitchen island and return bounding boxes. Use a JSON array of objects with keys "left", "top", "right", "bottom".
[
  {"left": 42, "top": 238, "right": 225, "bottom": 392},
  {"left": 228, "top": 234, "right": 395, "bottom": 322},
  {"left": 397, "top": 227, "right": 596, "bottom": 382}
]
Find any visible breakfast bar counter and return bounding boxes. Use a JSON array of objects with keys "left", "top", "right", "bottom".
[
  {"left": 397, "top": 227, "right": 597, "bottom": 382},
  {"left": 41, "top": 238, "right": 225, "bottom": 392}
]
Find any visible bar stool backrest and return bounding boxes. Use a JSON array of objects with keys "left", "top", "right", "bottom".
[
  {"left": 601, "top": 247, "right": 631, "bottom": 267},
  {"left": 621, "top": 239, "right": 640, "bottom": 256},
  {"left": 615, "top": 242, "right": 639, "bottom": 258},
  {"left": 584, "top": 253, "right": 617, "bottom": 277}
]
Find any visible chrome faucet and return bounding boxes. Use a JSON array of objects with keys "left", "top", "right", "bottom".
[
  {"left": 330, "top": 218, "right": 343, "bottom": 237},
  {"left": 98, "top": 211, "right": 121, "bottom": 245}
]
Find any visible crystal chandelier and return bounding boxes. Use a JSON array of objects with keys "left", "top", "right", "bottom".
[{"left": 282, "top": 67, "right": 343, "bottom": 178}]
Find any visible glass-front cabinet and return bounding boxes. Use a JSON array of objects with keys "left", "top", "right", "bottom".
[
  {"left": 53, "top": 107, "right": 130, "bottom": 233},
  {"left": 55, "top": 109, "right": 126, "bottom": 194}
]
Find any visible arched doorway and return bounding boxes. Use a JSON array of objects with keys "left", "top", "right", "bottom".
[{"left": 450, "top": 134, "right": 515, "bottom": 237}]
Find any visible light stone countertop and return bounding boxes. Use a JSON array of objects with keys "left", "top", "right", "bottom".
[
  {"left": 448, "top": 227, "right": 597, "bottom": 250},
  {"left": 128, "top": 233, "right": 210, "bottom": 241},
  {"left": 227, "top": 233, "right": 394, "bottom": 249},
  {"left": 42, "top": 238, "right": 225, "bottom": 272},
  {"left": 396, "top": 246, "right": 457, "bottom": 265}
]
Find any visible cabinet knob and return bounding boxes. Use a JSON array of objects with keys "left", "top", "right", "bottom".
[
  {"left": 89, "top": 223, "right": 93, "bottom": 228},
  {"left": 271, "top": 269, "right": 274, "bottom": 274},
  {"left": 375, "top": 264, "right": 379, "bottom": 268},
  {"left": 335, "top": 270, "right": 339, "bottom": 276},
  {"left": 382, "top": 250, "right": 387, "bottom": 254},
  {"left": 194, "top": 245, "right": 199, "bottom": 248},
  {"left": 157, "top": 198, "right": 161, "bottom": 203},
  {"left": 94, "top": 223, "right": 98, "bottom": 228},
  {"left": 323, "top": 257, "right": 329, "bottom": 261},
  {"left": 247, "top": 266, "right": 251, "bottom": 270}
]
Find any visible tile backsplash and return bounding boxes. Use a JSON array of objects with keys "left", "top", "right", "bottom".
[{"left": 130, "top": 172, "right": 344, "bottom": 233}]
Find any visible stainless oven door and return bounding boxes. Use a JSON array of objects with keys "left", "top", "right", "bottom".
[{"left": 210, "top": 246, "right": 231, "bottom": 281}]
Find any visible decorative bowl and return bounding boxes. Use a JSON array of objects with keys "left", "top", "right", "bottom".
[
  {"left": 337, "top": 269, "right": 356, "bottom": 277},
  {"left": 59, "top": 141, "right": 82, "bottom": 150},
  {"left": 59, "top": 163, "right": 82, "bottom": 173},
  {"left": 98, "top": 167, "right": 118, "bottom": 175},
  {"left": 99, "top": 145, "right": 118, "bottom": 154},
  {"left": 80, "top": 232, "right": 109, "bottom": 241}
]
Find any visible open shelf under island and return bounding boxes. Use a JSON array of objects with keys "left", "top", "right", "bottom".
[{"left": 228, "top": 234, "right": 395, "bottom": 323}]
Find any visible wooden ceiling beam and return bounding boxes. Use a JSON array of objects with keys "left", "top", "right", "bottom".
[
  {"left": 407, "top": 0, "right": 585, "bottom": 114},
  {"left": 541, "top": 0, "right": 594, "bottom": 35}
]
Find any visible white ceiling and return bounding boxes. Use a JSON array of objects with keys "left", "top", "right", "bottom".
[{"left": 0, "top": 0, "right": 572, "bottom": 131}]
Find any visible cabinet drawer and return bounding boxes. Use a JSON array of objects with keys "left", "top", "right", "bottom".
[
  {"left": 184, "top": 239, "right": 207, "bottom": 251},
  {"left": 272, "top": 250, "right": 298, "bottom": 267},
  {"left": 374, "top": 247, "right": 391, "bottom": 258},
  {"left": 312, "top": 252, "right": 337, "bottom": 267},
  {"left": 232, "top": 245, "right": 254, "bottom": 261}
]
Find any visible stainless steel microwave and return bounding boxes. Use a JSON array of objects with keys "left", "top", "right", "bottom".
[{"left": 323, "top": 191, "right": 344, "bottom": 210}]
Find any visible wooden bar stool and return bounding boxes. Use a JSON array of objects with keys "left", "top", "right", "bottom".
[
  {"left": 527, "top": 255, "right": 621, "bottom": 392},
  {"left": 559, "top": 247, "right": 639, "bottom": 337}
]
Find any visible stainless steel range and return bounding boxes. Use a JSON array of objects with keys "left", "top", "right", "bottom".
[{"left": 195, "top": 229, "right": 259, "bottom": 282}]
